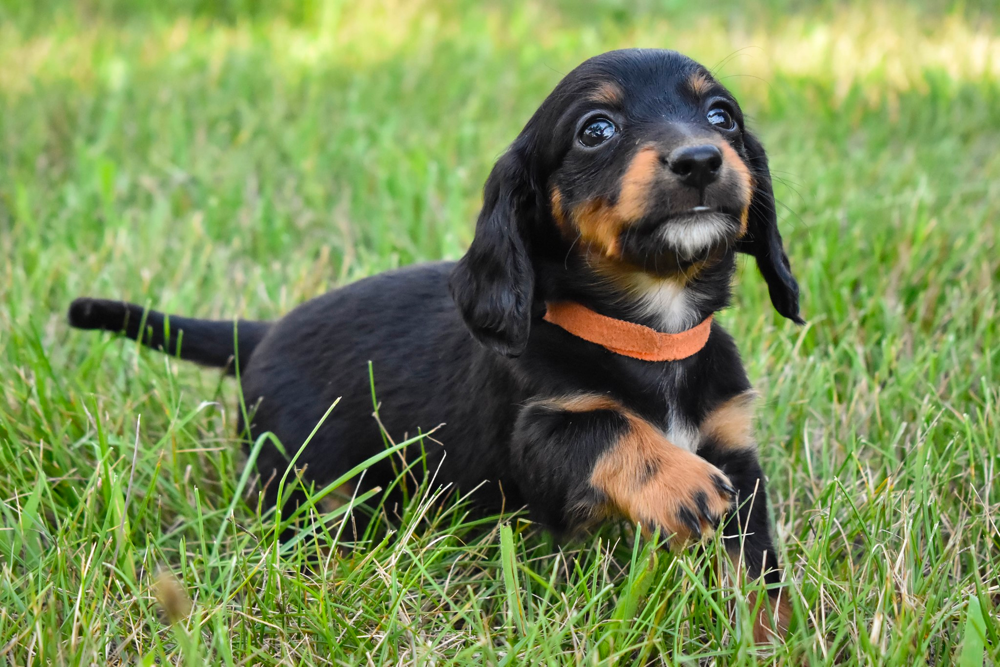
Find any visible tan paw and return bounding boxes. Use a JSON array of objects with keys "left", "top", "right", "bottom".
[{"left": 592, "top": 438, "right": 735, "bottom": 546}]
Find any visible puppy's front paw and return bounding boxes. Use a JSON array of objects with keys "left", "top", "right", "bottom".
[
  {"left": 593, "top": 443, "right": 735, "bottom": 546},
  {"left": 648, "top": 451, "right": 735, "bottom": 545}
]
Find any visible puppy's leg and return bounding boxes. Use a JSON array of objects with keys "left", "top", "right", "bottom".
[
  {"left": 511, "top": 395, "right": 735, "bottom": 546},
  {"left": 697, "top": 391, "right": 791, "bottom": 642}
]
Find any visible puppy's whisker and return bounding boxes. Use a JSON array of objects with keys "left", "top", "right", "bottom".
[{"left": 563, "top": 231, "right": 583, "bottom": 270}]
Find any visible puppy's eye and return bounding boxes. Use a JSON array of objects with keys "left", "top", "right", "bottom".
[
  {"left": 578, "top": 117, "right": 617, "bottom": 147},
  {"left": 707, "top": 106, "right": 737, "bottom": 132}
]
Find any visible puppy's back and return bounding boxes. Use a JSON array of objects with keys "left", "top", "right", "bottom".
[{"left": 240, "top": 262, "right": 522, "bottom": 500}]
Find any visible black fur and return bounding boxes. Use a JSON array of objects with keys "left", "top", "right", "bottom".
[
  {"left": 699, "top": 439, "right": 782, "bottom": 586},
  {"left": 510, "top": 403, "right": 631, "bottom": 530},
  {"left": 449, "top": 138, "right": 539, "bottom": 357},
  {"left": 68, "top": 49, "right": 801, "bottom": 630},
  {"left": 736, "top": 133, "right": 804, "bottom": 324},
  {"left": 68, "top": 297, "right": 269, "bottom": 374}
]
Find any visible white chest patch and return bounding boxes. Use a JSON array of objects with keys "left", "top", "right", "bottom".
[
  {"left": 627, "top": 276, "right": 702, "bottom": 333},
  {"left": 666, "top": 417, "right": 701, "bottom": 453}
]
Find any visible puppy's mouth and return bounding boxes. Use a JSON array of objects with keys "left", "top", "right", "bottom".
[
  {"left": 618, "top": 207, "right": 742, "bottom": 274},
  {"left": 656, "top": 209, "right": 739, "bottom": 258}
]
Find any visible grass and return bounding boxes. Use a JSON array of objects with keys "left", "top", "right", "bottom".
[{"left": 1, "top": 0, "right": 998, "bottom": 663}]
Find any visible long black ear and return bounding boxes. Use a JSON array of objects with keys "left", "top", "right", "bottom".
[
  {"left": 449, "top": 141, "right": 537, "bottom": 357},
  {"left": 737, "top": 132, "right": 804, "bottom": 324}
]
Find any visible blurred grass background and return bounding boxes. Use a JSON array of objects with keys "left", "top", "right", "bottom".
[{"left": 1, "top": 0, "right": 998, "bottom": 664}]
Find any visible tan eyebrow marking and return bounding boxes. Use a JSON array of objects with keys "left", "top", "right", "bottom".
[
  {"left": 688, "top": 72, "right": 715, "bottom": 96},
  {"left": 588, "top": 81, "right": 623, "bottom": 105}
]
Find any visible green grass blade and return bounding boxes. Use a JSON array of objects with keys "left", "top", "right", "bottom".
[
  {"left": 500, "top": 523, "right": 526, "bottom": 636},
  {"left": 958, "top": 593, "right": 986, "bottom": 667}
]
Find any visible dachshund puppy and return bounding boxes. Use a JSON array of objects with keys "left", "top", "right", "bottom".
[{"left": 69, "top": 49, "right": 801, "bottom": 641}]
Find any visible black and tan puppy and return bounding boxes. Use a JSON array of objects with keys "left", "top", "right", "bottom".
[{"left": 69, "top": 49, "right": 801, "bottom": 640}]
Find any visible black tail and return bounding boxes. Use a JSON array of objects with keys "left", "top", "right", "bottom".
[{"left": 68, "top": 298, "right": 271, "bottom": 374}]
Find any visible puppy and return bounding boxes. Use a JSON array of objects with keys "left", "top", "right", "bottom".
[{"left": 69, "top": 49, "right": 801, "bottom": 641}]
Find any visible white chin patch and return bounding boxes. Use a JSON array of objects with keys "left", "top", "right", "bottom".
[{"left": 657, "top": 213, "right": 732, "bottom": 260}]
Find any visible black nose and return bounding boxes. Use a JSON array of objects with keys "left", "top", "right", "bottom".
[{"left": 668, "top": 144, "right": 723, "bottom": 190}]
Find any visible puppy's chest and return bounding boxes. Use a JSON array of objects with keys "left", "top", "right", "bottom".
[
  {"left": 620, "top": 373, "right": 703, "bottom": 453},
  {"left": 660, "top": 395, "right": 702, "bottom": 453},
  {"left": 614, "top": 364, "right": 705, "bottom": 453}
]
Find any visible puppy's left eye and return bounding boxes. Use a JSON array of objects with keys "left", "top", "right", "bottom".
[
  {"left": 707, "top": 106, "right": 738, "bottom": 132},
  {"left": 578, "top": 117, "right": 617, "bottom": 147}
]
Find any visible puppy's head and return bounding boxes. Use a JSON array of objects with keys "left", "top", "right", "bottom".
[{"left": 451, "top": 49, "right": 802, "bottom": 357}]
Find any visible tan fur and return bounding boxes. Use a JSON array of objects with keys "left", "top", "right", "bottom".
[
  {"left": 153, "top": 569, "right": 192, "bottom": 625},
  {"left": 688, "top": 71, "right": 715, "bottom": 97},
  {"left": 589, "top": 244, "right": 718, "bottom": 289},
  {"left": 590, "top": 412, "right": 732, "bottom": 544},
  {"left": 700, "top": 390, "right": 758, "bottom": 450},
  {"left": 571, "top": 146, "right": 660, "bottom": 258},
  {"left": 748, "top": 590, "right": 792, "bottom": 643},
  {"left": 617, "top": 146, "right": 661, "bottom": 220},
  {"left": 318, "top": 481, "right": 357, "bottom": 514},
  {"left": 550, "top": 187, "right": 568, "bottom": 232},
  {"left": 540, "top": 394, "right": 621, "bottom": 413},
  {"left": 718, "top": 141, "right": 753, "bottom": 221},
  {"left": 591, "top": 260, "right": 687, "bottom": 293},
  {"left": 589, "top": 81, "right": 623, "bottom": 105},
  {"left": 563, "top": 140, "right": 752, "bottom": 266},
  {"left": 571, "top": 198, "right": 624, "bottom": 257}
]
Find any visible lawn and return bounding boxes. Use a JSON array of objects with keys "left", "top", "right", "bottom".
[{"left": 1, "top": 0, "right": 998, "bottom": 664}]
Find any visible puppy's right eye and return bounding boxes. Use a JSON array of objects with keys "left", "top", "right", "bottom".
[{"left": 578, "top": 117, "right": 617, "bottom": 147}]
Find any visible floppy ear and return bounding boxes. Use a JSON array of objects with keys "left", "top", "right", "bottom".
[
  {"left": 449, "top": 141, "right": 537, "bottom": 357},
  {"left": 737, "top": 132, "right": 804, "bottom": 324}
]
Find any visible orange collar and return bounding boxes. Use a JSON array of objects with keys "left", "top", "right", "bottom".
[{"left": 543, "top": 301, "right": 713, "bottom": 362}]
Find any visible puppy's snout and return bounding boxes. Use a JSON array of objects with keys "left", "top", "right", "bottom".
[{"left": 668, "top": 144, "right": 723, "bottom": 190}]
